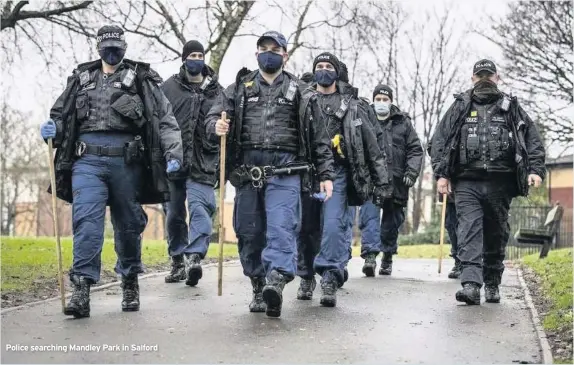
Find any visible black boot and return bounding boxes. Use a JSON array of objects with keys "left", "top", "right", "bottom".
[
  {"left": 455, "top": 282, "right": 481, "bottom": 305},
  {"left": 297, "top": 277, "right": 316, "bottom": 300},
  {"left": 362, "top": 253, "right": 377, "bottom": 277},
  {"left": 262, "top": 270, "right": 286, "bottom": 318},
  {"left": 379, "top": 253, "right": 393, "bottom": 275},
  {"left": 485, "top": 285, "right": 501, "bottom": 303},
  {"left": 249, "top": 277, "right": 266, "bottom": 313},
  {"left": 165, "top": 255, "right": 186, "bottom": 283},
  {"left": 320, "top": 271, "right": 338, "bottom": 307},
  {"left": 121, "top": 274, "right": 140, "bottom": 312},
  {"left": 184, "top": 253, "right": 203, "bottom": 287},
  {"left": 448, "top": 259, "right": 462, "bottom": 279},
  {"left": 339, "top": 267, "right": 348, "bottom": 288},
  {"left": 64, "top": 275, "right": 91, "bottom": 318}
]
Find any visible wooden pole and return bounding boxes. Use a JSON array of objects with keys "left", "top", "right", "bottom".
[
  {"left": 438, "top": 193, "right": 448, "bottom": 274},
  {"left": 47, "top": 139, "right": 66, "bottom": 311},
  {"left": 217, "top": 112, "right": 227, "bottom": 296}
]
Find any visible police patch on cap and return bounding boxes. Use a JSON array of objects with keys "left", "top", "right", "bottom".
[
  {"left": 473, "top": 59, "right": 497, "bottom": 75},
  {"left": 372, "top": 84, "right": 394, "bottom": 101},
  {"left": 96, "top": 25, "right": 126, "bottom": 49}
]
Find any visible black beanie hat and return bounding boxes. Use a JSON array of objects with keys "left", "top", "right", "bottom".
[
  {"left": 338, "top": 61, "right": 349, "bottom": 83},
  {"left": 182, "top": 40, "right": 204, "bottom": 61},
  {"left": 313, "top": 52, "right": 340, "bottom": 76},
  {"left": 373, "top": 84, "right": 393, "bottom": 102}
]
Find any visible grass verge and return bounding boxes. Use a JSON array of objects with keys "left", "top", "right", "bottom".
[
  {"left": 1, "top": 236, "right": 453, "bottom": 308},
  {"left": 522, "top": 248, "right": 573, "bottom": 363},
  {"left": 1, "top": 236, "right": 238, "bottom": 308}
]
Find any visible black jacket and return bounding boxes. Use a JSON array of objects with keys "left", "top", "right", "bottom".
[
  {"left": 374, "top": 104, "right": 423, "bottom": 206},
  {"left": 430, "top": 89, "right": 546, "bottom": 197},
  {"left": 47, "top": 58, "right": 184, "bottom": 204},
  {"left": 203, "top": 69, "right": 336, "bottom": 184},
  {"left": 301, "top": 80, "right": 392, "bottom": 206},
  {"left": 161, "top": 65, "right": 224, "bottom": 187}
]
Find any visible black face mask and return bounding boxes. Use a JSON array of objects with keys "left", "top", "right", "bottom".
[
  {"left": 99, "top": 47, "right": 126, "bottom": 66},
  {"left": 472, "top": 79, "right": 501, "bottom": 104}
]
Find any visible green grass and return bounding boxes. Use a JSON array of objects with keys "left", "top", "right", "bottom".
[
  {"left": 522, "top": 248, "right": 573, "bottom": 331},
  {"left": 522, "top": 248, "right": 573, "bottom": 363},
  {"left": 1, "top": 236, "right": 238, "bottom": 293},
  {"left": 1, "top": 235, "right": 453, "bottom": 294}
]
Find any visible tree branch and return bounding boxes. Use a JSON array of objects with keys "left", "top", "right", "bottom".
[{"left": 1, "top": 1, "right": 94, "bottom": 30}]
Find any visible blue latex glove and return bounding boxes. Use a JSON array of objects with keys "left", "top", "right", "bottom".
[
  {"left": 312, "top": 192, "right": 327, "bottom": 201},
  {"left": 40, "top": 120, "right": 57, "bottom": 139},
  {"left": 166, "top": 159, "right": 181, "bottom": 173}
]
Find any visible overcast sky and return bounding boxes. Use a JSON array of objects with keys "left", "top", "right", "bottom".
[{"left": 2, "top": 0, "right": 571, "bottom": 158}]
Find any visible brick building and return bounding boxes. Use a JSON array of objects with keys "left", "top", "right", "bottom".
[{"left": 546, "top": 154, "right": 573, "bottom": 209}]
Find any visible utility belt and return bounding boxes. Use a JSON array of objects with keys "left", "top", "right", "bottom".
[
  {"left": 75, "top": 135, "right": 145, "bottom": 165},
  {"left": 229, "top": 161, "right": 312, "bottom": 188}
]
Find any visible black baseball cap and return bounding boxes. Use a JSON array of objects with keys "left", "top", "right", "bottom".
[
  {"left": 257, "top": 31, "right": 288, "bottom": 51},
  {"left": 96, "top": 25, "right": 126, "bottom": 49},
  {"left": 473, "top": 59, "right": 497, "bottom": 75}
]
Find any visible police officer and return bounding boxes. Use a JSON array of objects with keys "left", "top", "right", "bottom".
[
  {"left": 161, "top": 40, "right": 224, "bottom": 287},
  {"left": 295, "top": 71, "right": 324, "bottom": 300},
  {"left": 295, "top": 63, "right": 356, "bottom": 301},
  {"left": 39, "top": 25, "right": 183, "bottom": 318},
  {"left": 302, "top": 53, "right": 392, "bottom": 307},
  {"left": 204, "top": 31, "right": 335, "bottom": 318},
  {"left": 430, "top": 59, "right": 545, "bottom": 305},
  {"left": 361, "top": 85, "right": 423, "bottom": 276}
]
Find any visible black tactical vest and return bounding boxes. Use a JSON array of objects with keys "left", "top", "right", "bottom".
[
  {"left": 75, "top": 64, "right": 144, "bottom": 135},
  {"left": 459, "top": 101, "right": 515, "bottom": 172},
  {"left": 240, "top": 74, "right": 299, "bottom": 152}
]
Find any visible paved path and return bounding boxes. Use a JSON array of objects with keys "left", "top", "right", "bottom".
[{"left": 1, "top": 258, "right": 542, "bottom": 364}]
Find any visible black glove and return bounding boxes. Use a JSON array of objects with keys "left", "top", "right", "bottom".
[
  {"left": 372, "top": 184, "right": 393, "bottom": 207},
  {"left": 403, "top": 175, "right": 415, "bottom": 187}
]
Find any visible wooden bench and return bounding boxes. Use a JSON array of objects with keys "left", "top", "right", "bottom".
[{"left": 514, "top": 204, "right": 564, "bottom": 258}]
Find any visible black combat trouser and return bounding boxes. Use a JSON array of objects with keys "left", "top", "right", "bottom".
[
  {"left": 297, "top": 193, "right": 323, "bottom": 279},
  {"left": 453, "top": 178, "right": 514, "bottom": 287}
]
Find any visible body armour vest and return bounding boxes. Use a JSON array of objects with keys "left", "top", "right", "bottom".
[
  {"left": 75, "top": 65, "right": 144, "bottom": 135},
  {"left": 459, "top": 100, "right": 515, "bottom": 173},
  {"left": 317, "top": 91, "right": 349, "bottom": 165},
  {"left": 240, "top": 75, "right": 299, "bottom": 153}
]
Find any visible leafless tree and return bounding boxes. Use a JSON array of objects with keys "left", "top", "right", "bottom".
[
  {"left": 0, "top": 1, "right": 93, "bottom": 31},
  {"left": 480, "top": 1, "right": 573, "bottom": 143},
  {"left": 0, "top": 104, "right": 46, "bottom": 235},
  {"left": 1, "top": 1, "right": 95, "bottom": 69},
  {"left": 401, "top": 9, "right": 468, "bottom": 233},
  {"left": 61, "top": 0, "right": 256, "bottom": 73},
  {"left": 349, "top": 1, "right": 406, "bottom": 100}
]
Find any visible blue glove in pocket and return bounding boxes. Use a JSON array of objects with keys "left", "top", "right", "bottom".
[
  {"left": 166, "top": 159, "right": 181, "bottom": 173},
  {"left": 312, "top": 192, "right": 327, "bottom": 201}
]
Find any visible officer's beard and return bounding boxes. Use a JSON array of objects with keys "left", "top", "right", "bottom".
[{"left": 472, "top": 79, "right": 501, "bottom": 104}]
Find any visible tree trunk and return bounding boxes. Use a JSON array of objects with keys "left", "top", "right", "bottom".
[{"left": 208, "top": 1, "right": 254, "bottom": 74}]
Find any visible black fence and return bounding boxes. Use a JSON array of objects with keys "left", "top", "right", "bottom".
[{"left": 506, "top": 205, "right": 572, "bottom": 260}]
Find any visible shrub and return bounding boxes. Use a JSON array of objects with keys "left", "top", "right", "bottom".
[{"left": 398, "top": 225, "right": 451, "bottom": 246}]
